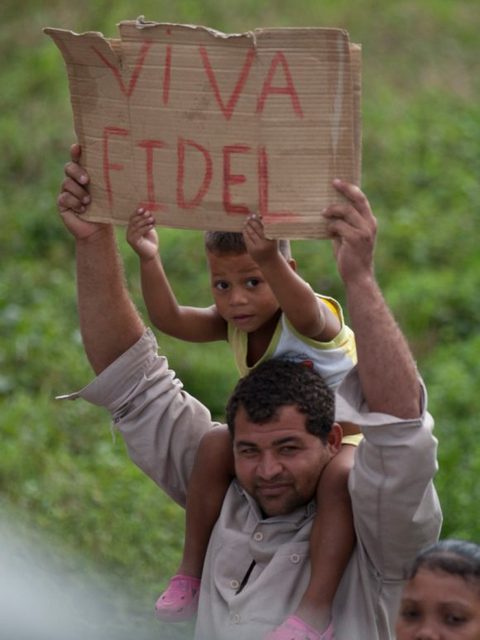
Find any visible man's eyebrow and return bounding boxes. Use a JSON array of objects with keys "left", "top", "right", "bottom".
[
  {"left": 234, "top": 439, "right": 258, "bottom": 449},
  {"left": 234, "top": 436, "right": 303, "bottom": 448},
  {"left": 272, "top": 436, "right": 303, "bottom": 446}
]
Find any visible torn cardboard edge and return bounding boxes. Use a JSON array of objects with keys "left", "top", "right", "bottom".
[{"left": 45, "top": 20, "right": 361, "bottom": 239}]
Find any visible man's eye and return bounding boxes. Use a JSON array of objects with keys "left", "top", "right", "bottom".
[
  {"left": 279, "top": 446, "right": 297, "bottom": 455},
  {"left": 246, "top": 278, "right": 261, "bottom": 288},
  {"left": 238, "top": 448, "right": 257, "bottom": 457},
  {"left": 214, "top": 281, "right": 229, "bottom": 291}
]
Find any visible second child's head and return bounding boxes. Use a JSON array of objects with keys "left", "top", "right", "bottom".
[
  {"left": 396, "top": 539, "right": 480, "bottom": 639},
  {"left": 204, "top": 231, "right": 293, "bottom": 333}
]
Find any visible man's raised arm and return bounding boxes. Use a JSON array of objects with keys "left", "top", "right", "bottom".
[
  {"left": 57, "top": 144, "right": 144, "bottom": 374},
  {"left": 323, "top": 180, "right": 420, "bottom": 419}
]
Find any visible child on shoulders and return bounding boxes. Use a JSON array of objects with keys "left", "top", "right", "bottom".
[{"left": 127, "top": 208, "right": 360, "bottom": 640}]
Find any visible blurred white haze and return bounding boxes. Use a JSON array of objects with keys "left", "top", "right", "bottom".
[{"left": 0, "top": 513, "right": 188, "bottom": 640}]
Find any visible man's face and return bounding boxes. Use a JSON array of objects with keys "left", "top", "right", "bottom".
[{"left": 232, "top": 404, "right": 341, "bottom": 517}]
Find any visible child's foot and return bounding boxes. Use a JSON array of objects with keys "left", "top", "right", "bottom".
[
  {"left": 154, "top": 574, "right": 201, "bottom": 622},
  {"left": 264, "top": 615, "right": 334, "bottom": 640}
]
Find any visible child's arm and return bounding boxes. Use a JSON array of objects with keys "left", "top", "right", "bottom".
[
  {"left": 243, "top": 216, "right": 340, "bottom": 341},
  {"left": 296, "top": 444, "right": 356, "bottom": 633},
  {"left": 127, "top": 209, "right": 227, "bottom": 342}
]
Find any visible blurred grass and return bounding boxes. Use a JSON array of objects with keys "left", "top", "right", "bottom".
[{"left": 1, "top": 0, "right": 480, "bottom": 629}]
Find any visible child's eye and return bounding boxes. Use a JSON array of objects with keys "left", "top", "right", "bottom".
[
  {"left": 246, "top": 278, "right": 261, "bottom": 288},
  {"left": 399, "top": 606, "right": 420, "bottom": 622},
  {"left": 214, "top": 281, "right": 229, "bottom": 291},
  {"left": 444, "top": 612, "right": 468, "bottom": 626}
]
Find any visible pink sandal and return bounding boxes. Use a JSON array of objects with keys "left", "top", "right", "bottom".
[
  {"left": 154, "top": 574, "right": 201, "bottom": 622},
  {"left": 264, "top": 615, "right": 334, "bottom": 640}
]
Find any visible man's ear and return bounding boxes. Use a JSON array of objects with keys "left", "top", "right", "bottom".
[
  {"left": 326, "top": 423, "right": 343, "bottom": 454},
  {"left": 287, "top": 258, "right": 297, "bottom": 272}
]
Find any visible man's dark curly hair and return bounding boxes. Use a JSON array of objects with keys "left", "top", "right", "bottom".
[
  {"left": 204, "top": 230, "right": 291, "bottom": 260},
  {"left": 225, "top": 358, "right": 335, "bottom": 442}
]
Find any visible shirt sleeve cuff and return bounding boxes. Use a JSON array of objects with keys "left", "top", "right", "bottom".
[{"left": 56, "top": 329, "right": 162, "bottom": 415}]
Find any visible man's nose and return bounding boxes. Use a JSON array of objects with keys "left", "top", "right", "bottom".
[{"left": 257, "top": 452, "right": 282, "bottom": 479}]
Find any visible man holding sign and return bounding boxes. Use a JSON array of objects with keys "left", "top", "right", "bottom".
[{"left": 57, "top": 143, "right": 441, "bottom": 639}]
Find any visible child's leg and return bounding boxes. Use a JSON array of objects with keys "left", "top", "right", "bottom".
[
  {"left": 155, "top": 426, "right": 234, "bottom": 622},
  {"left": 295, "top": 444, "right": 356, "bottom": 632},
  {"left": 179, "top": 425, "right": 234, "bottom": 576}
]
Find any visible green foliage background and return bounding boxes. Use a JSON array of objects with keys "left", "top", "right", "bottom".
[{"left": 1, "top": 0, "right": 479, "bottom": 631}]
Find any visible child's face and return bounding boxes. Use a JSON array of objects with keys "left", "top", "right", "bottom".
[
  {"left": 396, "top": 567, "right": 480, "bottom": 639},
  {"left": 207, "top": 250, "right": 280, "bottom": 333}
]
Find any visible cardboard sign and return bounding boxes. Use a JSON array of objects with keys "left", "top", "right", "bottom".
[{"left": 45, "top": 19, "right": 361, "bottom": 238}]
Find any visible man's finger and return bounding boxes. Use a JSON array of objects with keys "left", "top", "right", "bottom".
[
  {"left": 322, "top": 202, "right": 363, "bottom": 231},
  {"left": 70, "top": 142, "right": 82, "bottom": 163},
  {"left": 332, "top": 179, "right": 371, "bottom": 217},
  {"left": 323, "top": 217, "right": 357, "bottom": 241},
  {"left": 61, "top": 177, "right": 90, "bottom": 203},
  {"left": 57, "top": 191, "right": 86, "bottom": 214},
  {"left": 64, "top": 160, "right": 89, "bottom": 185}
]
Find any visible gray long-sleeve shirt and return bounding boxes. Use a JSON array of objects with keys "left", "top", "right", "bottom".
[{"left": 69, "top": 329, "right": 442, "bottom": 639}]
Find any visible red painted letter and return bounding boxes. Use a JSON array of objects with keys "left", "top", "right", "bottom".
[
  {"left": 163, "top": 44, "right": 172, "bottom": 105},
  {"left": 177, "top": 138, "right": 213, "bottom": 209},
  {"left": 137, "top": 140, "right": 167, "bottom": 212},
  {"left": 200, "top": 47, "right": 255, "bottom": 120},
  {"left": 257, "top": 52, "right": 303, "bottom": 117},
  {"left": 223, "top": 145, "right": 252, "bottom": 215},
  {"left": 103, "top": 126, "right": 129, "bottom": 208},
  {"left": 92, "top": 41, "right": 153, "bottom": 98},
  {"left": 258, "top": 146, "right": 293, "bottom": 218}
]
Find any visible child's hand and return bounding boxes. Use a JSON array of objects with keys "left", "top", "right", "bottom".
[
  {"left": 243, "top": 214, "right": 278, "bottom": 266},
  {"left": 126, "top": 208, "right": 159, "bottom": 261}
]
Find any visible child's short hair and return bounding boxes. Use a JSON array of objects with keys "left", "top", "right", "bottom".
[{"left": 204, "top": 230, "right": 291, "bottom": 260}]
